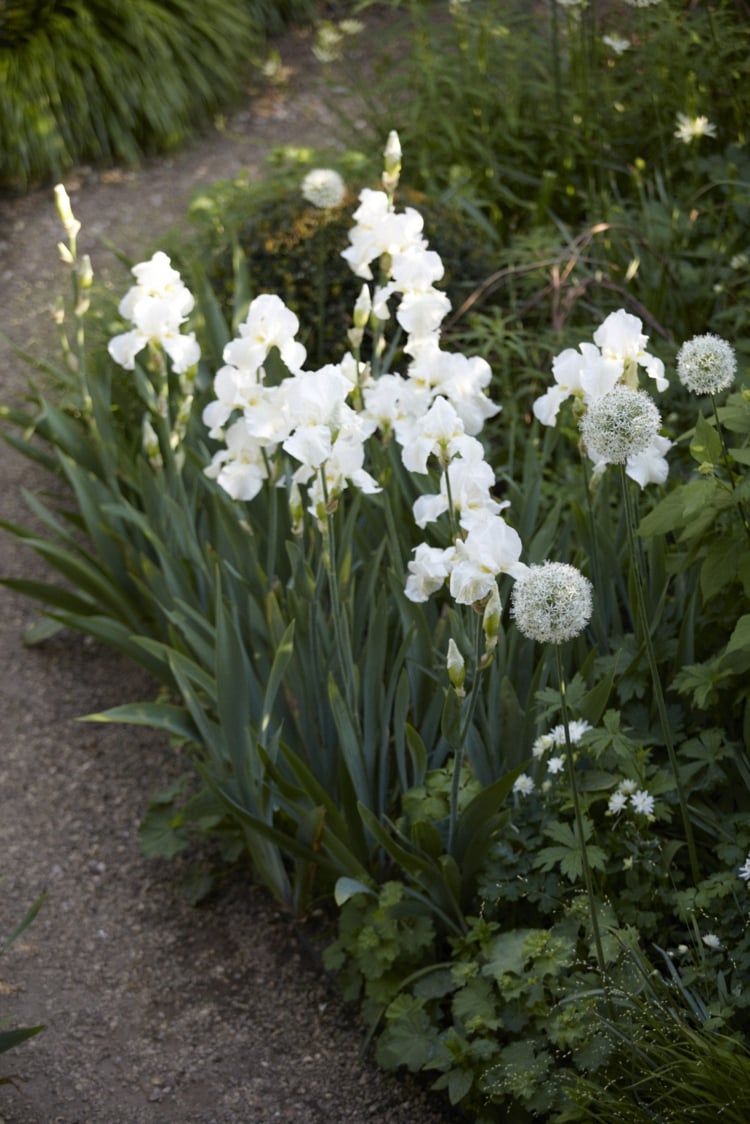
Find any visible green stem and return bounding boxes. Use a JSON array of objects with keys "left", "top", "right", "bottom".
[
  {"left": 262, "top": 449, "right": 278, "bottom": 586},
  {"left": 556, "top": 645, "right": 608, "bottom": 983},
  {"left": 448, "top": 612, "right": 483, "bottom": 856},
  {"left": 322, "top": 469, "right": 359, "bottom": 726},
  {"left": 619, "top": 465, "right": 700, "bottom": 883}
]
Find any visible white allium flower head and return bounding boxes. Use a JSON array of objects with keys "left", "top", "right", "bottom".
[
  {"left": 739, "top": 854, "right": 750, "bottom": 882},
  {"left": 702, "top": 933, "right": 721, "bottom": 950},
  {"left": 511, "top": 561, "right": 593, "bottom": 645},
  {"left": 580, "top": 386, "right": 661, "bottom": 466},
  {"left": 301, "top": 168, "right": 346, "bottom": 209},
  {"left": 676, "top": 334, "right": 737, "bottom": 396}
]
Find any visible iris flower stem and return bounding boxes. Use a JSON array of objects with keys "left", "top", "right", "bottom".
[
  {"left": 619, "top": 465, "right": 700, "bottom": 884},
  {"left": 261, "top": 449, "right": 278, "bottom": 587},
  {"left": 321, "top": 469, "right": 359, "bottom": 727},
  {"left": 448, "top": 612, "right": 483, "bottom": 856},
  {"left": 556, "top": 645, "right": 608, "bottom": 983}
]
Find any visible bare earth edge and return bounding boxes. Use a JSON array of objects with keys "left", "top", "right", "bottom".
[{"left": 0, "top": 17, "right": 460, "bottom": 1124}]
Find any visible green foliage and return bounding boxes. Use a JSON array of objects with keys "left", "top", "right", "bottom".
[
  {"left": 1, "top": 895, "right": 45, "bottom": 1087},
  {"left": 178, "top": 151, "right": 499, "bottom": 365},
  {"left": 345, "top": 0, "right": 750, "bottom": 347},
  {"left": 565, "top": 944, "right": 750, "bottom": 1123},
  {"left": 3, "top": 14, "right": 750, "bottom": 1116}
]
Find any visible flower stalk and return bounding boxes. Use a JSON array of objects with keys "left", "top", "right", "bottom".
[{"left": 619, "top": 464, "right": 700, "bottom": 883}]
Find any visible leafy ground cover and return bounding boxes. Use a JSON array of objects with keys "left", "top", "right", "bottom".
[{"left": 2, "top": 0, "right": 750, "bottom": 1120}]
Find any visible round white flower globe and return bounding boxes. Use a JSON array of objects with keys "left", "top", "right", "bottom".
[
  {"left": 676, "top": 333, "right": 737, "bottom": 396},
  {"left": 511, "top": 562, "right": 593, "bottom": 645},
  {"left": 580, "top": 386, "right": 661, "bottom": 466},
  {"left": 301, "top": 168, "right": 346, "bottom": 210}
]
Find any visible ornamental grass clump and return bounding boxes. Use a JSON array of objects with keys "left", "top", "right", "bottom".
[{"left": 0, "top": 0, "right": 321, "bottom": 189}]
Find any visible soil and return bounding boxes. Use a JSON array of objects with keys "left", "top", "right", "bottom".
[{"left": 0, "top": 14, "right": 459, "bottom": 1124}]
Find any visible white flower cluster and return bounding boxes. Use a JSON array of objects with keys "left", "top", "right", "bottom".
[
  {"left": 108, "top": 251, "right": 201, "bottom": 375},
  {"left": 201, "top": 293, "right": 378, "bottom": 512},
  {"left": 607, "top": 778, "right": 655, "bottom": 817},
  {"left": 739, "top": 853, "right": 750, "bottom": 882},
  {"left": 201, "top": 132, "right": 504, "bottom": 546},
  {"left": 534, "top": 309, "right": 671, "bottom": 488},
  {"left": 532, "top": 718, "right": 592, "bottom": 759}
]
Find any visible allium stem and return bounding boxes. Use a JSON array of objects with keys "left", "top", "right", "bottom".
[
  {"left": 618, "top": 465, "right": 700, "bottom": 883},
  {"left": 555, "top": 646, "right": 608, "bottom": 983}
]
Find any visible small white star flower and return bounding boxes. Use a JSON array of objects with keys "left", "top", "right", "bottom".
[
  {"left": 532, "top": 734, "right": 555, "bottom": 759},
  {"left": 513, "top": 773, "right": 535, "bottom": 797},
  {"left": 602, "top": 34, "right": 630, "bottom": 54},
  {"left": 608, "top": 791, "right": 629, "bottom": 815},
  {"left": 674, "top": 112, "right": 717, "bottom": 144},
  {"left": 630, "top": 789, "right": 655, "bottom": 816},
  {"left": 702, "top": 933, "right": 721, "bottom": 950},
  {"left": 739, "top": 854, "right": 750, "bottom": 882}
]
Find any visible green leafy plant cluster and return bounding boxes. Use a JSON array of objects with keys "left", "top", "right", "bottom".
[
  {"left": 2, "top": 2, "right": 750, "bottom": 1119},
  {"left": 347, "top": 0, "right": 750, "bottom": 348},
  {"left": 1, "top": 895, "right": 45, "bottom": 1088}
]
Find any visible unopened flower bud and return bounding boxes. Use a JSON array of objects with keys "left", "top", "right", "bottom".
[
  {"left": 382, "top": 130, "right": 402, "bottom": 192},
  {"left": 353, "top": 284, "right": 371, "bottom": 329},
  {"left": 289, "top": 481, "right": 304, "bottom": 536},
  {"left": 78, "top": 254, "right": 93, "bottom": 289},
  {"left": 446, "top": 638, "right": 466, "bottom": 697},
  {"left": 54, "top": 183, "right": 81, "bottom": 240},
  {"left": 482, "top": 582, "right": 502, "bottom": 652},
  {"left": 142, "top": 414, "right": 163, "bottom": 470}
]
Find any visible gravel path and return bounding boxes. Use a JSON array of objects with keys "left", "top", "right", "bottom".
[{"left": 0, "top": 19, "right": 459, "bottom": 1124}]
